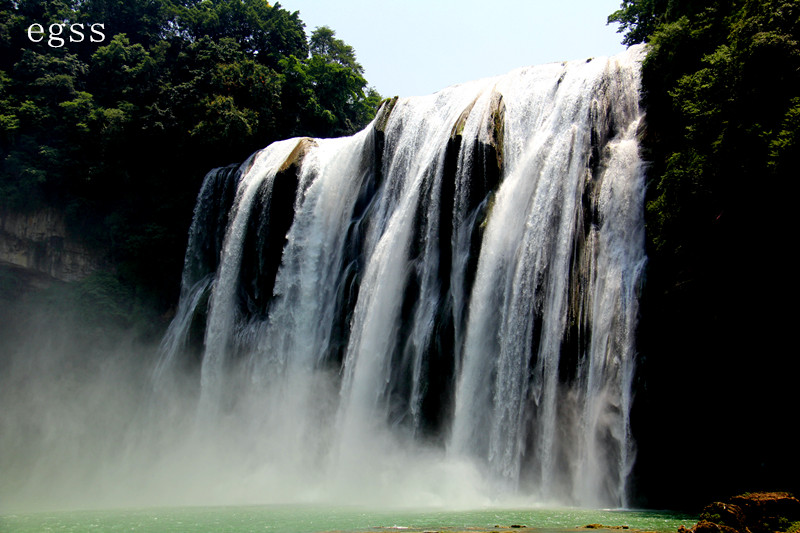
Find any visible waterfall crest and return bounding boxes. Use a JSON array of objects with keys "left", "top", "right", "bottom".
[{"left": 156, "top": 45, "right": 647, "bottom": 508}]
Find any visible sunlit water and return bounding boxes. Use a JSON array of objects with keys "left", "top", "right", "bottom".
[{"left": 1, "top": 505, "right": 692, "bottom": 533}]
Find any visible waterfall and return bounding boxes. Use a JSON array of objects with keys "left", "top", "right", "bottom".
[{"left": 156, "top": 45, "right": 647, "bottom": 508}]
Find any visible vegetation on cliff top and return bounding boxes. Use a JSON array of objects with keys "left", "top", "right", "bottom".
[{"left": 0, "top": 0, "right": 381, "bottom": 308}]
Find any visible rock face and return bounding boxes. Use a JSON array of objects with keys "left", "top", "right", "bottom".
[
  {"left": 679, "top": 493, "right": 800, "bottom": 533},
  {"left": 239, "top": 137, "right": 316, "bottom": 317},
  {"left": 0, "top": 208, "right": 104, "bottom": 282}
]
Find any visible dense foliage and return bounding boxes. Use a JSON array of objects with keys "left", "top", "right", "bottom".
[
  {"left": 0, "top": 0, "right": 381, "bottom": 307},
  {"left": 609, "top": 0, "right": 799, "bottom": 509}
]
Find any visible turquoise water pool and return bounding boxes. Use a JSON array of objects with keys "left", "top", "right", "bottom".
[{"left": 0, "top": 505, "right": 694, "bottom": 533}]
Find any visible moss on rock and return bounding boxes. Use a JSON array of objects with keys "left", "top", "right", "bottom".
[{"left": 374, "top": 96, "right": 399, "bottom": 133}]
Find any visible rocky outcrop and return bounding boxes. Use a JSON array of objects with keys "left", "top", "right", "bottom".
[
  {"left": 0, "top": 208, "right": 104, "bottom": 282},
  {"left": 239, "top": 137, "right": 317, "bottom": 316},
  {"left": 374, "top": 96, "right": 399, "bottom": 134},
  {"left": 679, "top": 493, "right": 800, "bottom": 533}
]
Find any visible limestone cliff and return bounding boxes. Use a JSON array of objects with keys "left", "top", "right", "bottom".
[{"left": 0, "top": 208, "right": 104, "bottom": 282}]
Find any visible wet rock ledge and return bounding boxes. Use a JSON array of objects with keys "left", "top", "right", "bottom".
[{"left": 679, "top": 492, "right": 800, "bottom": 533}]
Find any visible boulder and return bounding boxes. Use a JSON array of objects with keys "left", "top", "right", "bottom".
[
  {"left": 728, "top": 493, "right": 800, "bottom": 533},
  {"left": 680, "top": 492, "right": 800, "bottom": 533},
  {"left": 700, "top": 501, "right": 748, "bottom": 531}
]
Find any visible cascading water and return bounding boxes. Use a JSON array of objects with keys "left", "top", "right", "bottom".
[{"left": 156, "top": 45, "right": 647, "bottom": 508}]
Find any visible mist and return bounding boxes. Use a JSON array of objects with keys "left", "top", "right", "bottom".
[{"left": 0, "top": 290, "right": 494, "bottom": 513}]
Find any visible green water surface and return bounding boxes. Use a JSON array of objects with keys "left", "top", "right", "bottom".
[{"left": 0, "top": 505, "right": 693, "bottom": 533}]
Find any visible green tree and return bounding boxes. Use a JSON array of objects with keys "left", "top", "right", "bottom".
[
  {"left": 80, "top": 0, "right": 170, "bottom": 49},
  {"left": 608, "top": 0, "right": 668, "bottom": 44},
  {"left": 170, "top": 0, "right": 307, "bottom": 68},
  {"left": 0, "top": 0, "right": 382, "bottom": 309},
  {"left": 303, "top": 25, "right": 374, "bottom": 136}
]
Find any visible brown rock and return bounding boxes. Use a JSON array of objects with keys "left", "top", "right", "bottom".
[
  {"left": 699, "top": 501, "right": 748, "bottom": 532},
  {"left": 680, "top": 492, "right": 800, "bottom": 533},
  {"left": 729, "top": 492, "right": 800, "bottom": 533},
  {"left": 694, "top": 519, "right": 740, "bottom": 533},
  {"left": 374, "top": 96, "right": 399, "bottom": 133}
]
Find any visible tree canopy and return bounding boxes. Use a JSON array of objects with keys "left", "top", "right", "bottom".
[
  {"left": 608, "top": 0, "right": 799, "bottom": 298},
  {"left": 0, "top": 0, "right": 382, "bottom": 307}
]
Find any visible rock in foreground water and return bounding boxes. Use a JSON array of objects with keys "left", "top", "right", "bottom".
[{"left": 678, "top": 492, "right": 800, "bottom": 533}]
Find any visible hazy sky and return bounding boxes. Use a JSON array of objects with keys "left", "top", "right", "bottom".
[{"left": 279, "top": 0, "right": 629, "bottom": 98}]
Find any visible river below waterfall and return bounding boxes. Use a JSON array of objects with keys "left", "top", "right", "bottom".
[{"left": 1, "top": 505, "right": 692, "bottom": 533}]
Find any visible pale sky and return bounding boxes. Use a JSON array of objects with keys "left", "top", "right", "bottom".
[{"left": 278, "top": 0, "right": 629, "bottom": 98}]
